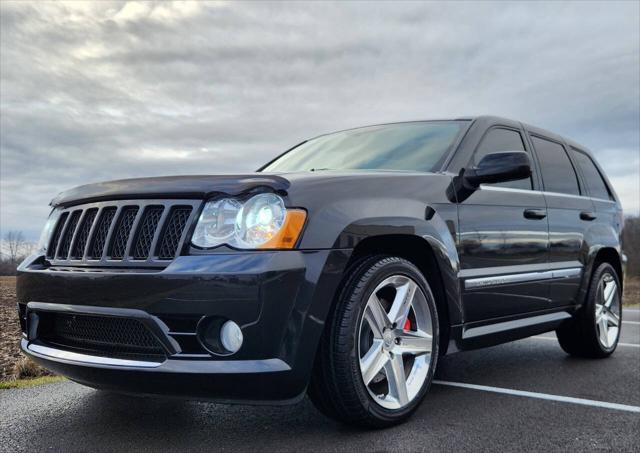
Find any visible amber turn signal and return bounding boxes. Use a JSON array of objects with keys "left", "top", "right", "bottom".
[{"left": 258, "top": 209, "right": 307, "bottom": 249}]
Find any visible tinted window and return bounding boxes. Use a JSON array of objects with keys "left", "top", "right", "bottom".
[
  {"left": 473, "top": 128, "right": 532, "bottom": 190},
  {"left": 261, "top": 121, "right": 468, "bottom": 173},
  {"left": 570, "top": 148, "right": 611, "bottom": 200},
  {"left": 531, "top": 136, "right": 580, "bottom": 195}
]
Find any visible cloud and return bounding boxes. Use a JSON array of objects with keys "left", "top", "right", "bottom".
[{"left": 1, "top": 1, "right": 639, "bottom": 239}]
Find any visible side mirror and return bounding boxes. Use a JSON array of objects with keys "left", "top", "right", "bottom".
[
  {"left": 446, "top": 151, "right": 532, "bottom": 203},
  {"left": 463, "top": 151, "right": 531, "bottom": 188}
]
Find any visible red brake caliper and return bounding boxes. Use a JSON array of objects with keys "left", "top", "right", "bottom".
[{"left": 403, "top": 318, "right": 412, "bottom": 331}]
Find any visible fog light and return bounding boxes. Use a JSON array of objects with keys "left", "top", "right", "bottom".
[
  {"left": 197, "top": 317, "right": 243, "bottom": 356},
  {"left": 220, "top": 320, "right": 243, "bottom": 353}
]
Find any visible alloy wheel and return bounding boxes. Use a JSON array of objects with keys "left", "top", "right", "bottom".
[
  {"left": 594, "top": 273, "right": 621, "bottom": 349},
  {"left": 357, "top": 274, "right": 434, "bottom": 410}
]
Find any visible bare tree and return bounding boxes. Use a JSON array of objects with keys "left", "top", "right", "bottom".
[{"left": 4, "top": 230, "right": 26, "bottom": 265}]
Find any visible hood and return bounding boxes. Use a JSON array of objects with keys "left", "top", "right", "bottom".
[
  {"left": 50, "top": 174, "right": 291, "bottom": 207},
  {"left": 50, "top": 170, "right": 436, "bottom": 207}
]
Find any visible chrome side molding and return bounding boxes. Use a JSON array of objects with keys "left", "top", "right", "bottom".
[{"left": 465, "top": 267, "right": 582, "bottom": 289}]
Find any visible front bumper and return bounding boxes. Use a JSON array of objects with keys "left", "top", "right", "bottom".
[
  {"left": 17, "top": 249, "right": 351, "bottom": 403},
  {"left": 22, "top": 339, "right": 300, "bottom": 403}
]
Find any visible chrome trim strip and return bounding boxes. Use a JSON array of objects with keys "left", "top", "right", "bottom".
[
  {"left": 23, "top": 339, "right": 292, "bottom": 373},
  {"left": 479, "top": 185, "right": 537, "bottom": 195},
  {"left": 463, "top": 312, "right": 572, "bottom": 339},
  {"left": 465, "top": 267, "right": 582, "bottom": 289},
  {"left": 540, "top": 190, "right": 590, "bottom": 200},
  {"left": 479, "top": 185, "right": 600, "bottom": 202},
  {"left": 27, "top": 343, "right": 163, "bottom": 368},
  {"left": 552, "top": 268, "right": 582, "bottom": 279},
  {"left": 459, "top": 261, "right": 581, "bottom": 279}
]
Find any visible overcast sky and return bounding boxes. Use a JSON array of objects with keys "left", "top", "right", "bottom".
[{"left": 1, "top": 1, "right": 639, "bottom": 239}]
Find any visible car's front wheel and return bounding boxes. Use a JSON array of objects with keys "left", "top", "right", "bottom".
[{"left": 308, "top": 255, "right": 439, "bottom": 427}]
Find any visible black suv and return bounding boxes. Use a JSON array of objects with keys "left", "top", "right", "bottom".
[{"left": 17, "top": 116, "right": 625, "bottom": 427}]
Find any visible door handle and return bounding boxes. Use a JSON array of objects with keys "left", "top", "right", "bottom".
[
  {"left": 523, "top": 209, "right": 547, "bottom": 220},
  {"left": 580, "top": 211, "right": 597, "bottom": 221}
]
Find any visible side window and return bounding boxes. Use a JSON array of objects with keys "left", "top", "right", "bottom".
[
  {"left": 570, "top": 147, "right": 612, "bottom": 200},
  {"left": 473, "top": 128, "right": 532, "bottom": 190},
  {"left": 530, "top": 136, "right": 580, "bottom": 195}
]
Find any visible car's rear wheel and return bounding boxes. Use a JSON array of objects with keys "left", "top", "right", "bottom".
[
  {"left": 556, "top": 262, "right": 622, "bottom": 358},
  {"left": 308, "top": 255, "right": 439, "bottom": 427}
]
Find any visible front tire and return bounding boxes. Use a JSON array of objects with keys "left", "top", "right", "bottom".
[
  {"left": 308, "top": 255, "right": 439, "bottom": 428},
  {"left": 556, "top": 262, "right": 622, "bottom": 358}
]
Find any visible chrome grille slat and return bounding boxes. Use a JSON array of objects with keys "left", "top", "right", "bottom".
[
  {"left": 89, "top": 207, "right": 117, "bottom": 260},
  {"left": 108, "top": 206, "right": 139, "bottom": 259},
  {"left": 156, "top": 207, "right": 193, "bottom": 260},
  {"left": 46, "top": 212, "right": 69, "bottom": 259},
  {"left": 132, "top": 206, "right": 164, "bottom": 260},
  {"left": 56, "top": 210, "right": 82, "bottom": 259},
  {"left": 46, "top": 200, "right": 200, "bottom": 268},
  {"left": 147, "top": 206, "right": 172, "bottom": 260},
  {"left": 71, "top": 208, "right": 98, "bottom": 259}
]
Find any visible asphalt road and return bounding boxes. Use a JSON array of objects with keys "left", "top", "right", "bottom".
[{"left": 1, "top": 310, "right": 639, "bottom": 452}]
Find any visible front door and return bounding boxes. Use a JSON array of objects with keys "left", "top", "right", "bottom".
[{"left": 457, "top": 126, "right": 550, "bottom": 322}]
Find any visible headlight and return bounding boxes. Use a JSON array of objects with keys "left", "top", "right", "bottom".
[
  {"left": 37, "top": 208, "right": 61, "bottom": 253},
  {"left": 192, "top": 193, "right": 306, "bottom": 250},
  {"left": 191, "top": 198, "right": 243, "bottom": 248}
]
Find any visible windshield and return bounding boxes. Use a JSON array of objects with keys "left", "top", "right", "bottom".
[{"left": 261, "top": 121, "right": 468, "bottom": 173}]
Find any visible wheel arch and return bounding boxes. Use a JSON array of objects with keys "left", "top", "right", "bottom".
[
  {"left": 346, "top": 232, "right": 461, "bottom": 355},
  {"left": 579, "top": 246, "right": 624, "bottom": 306},
  {"left": 592, "top": 247, "right": 623, "bottom": 288}
]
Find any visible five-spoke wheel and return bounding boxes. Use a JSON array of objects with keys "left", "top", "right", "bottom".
[
  {"left": 358, "top": 275, "right": 434, "bottom": 409},
  {"left": 594, "top": 273, "right": 621, "bottom": 349}
]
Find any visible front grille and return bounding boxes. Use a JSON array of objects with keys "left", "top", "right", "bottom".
[
  {"left": 47, "top": 200, "right": 198, "bottom": 267},
  {"left": 38, "top": 312, "right": 166, "bottom": 361}
]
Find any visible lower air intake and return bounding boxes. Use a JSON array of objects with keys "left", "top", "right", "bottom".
[{"left": 38, "top": 312, "right": 166, "bottom": 361}]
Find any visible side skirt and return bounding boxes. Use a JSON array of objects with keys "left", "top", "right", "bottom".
[{"left": 447, "top": 307, "right": 576, "bottom": 353}]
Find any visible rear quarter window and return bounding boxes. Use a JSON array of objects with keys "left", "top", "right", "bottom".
[{"left": 569, "top": 148, "right": 612, "bottom": 201}]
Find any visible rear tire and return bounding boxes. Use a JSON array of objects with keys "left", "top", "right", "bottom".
[
  {"left": 556, "top": 262, "right": 622, "bottom": 358},
  {"left": 308, "top": 255, "right": 439, "bottom": 428}
]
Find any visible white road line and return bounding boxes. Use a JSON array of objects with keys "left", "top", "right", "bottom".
[
  {"left": 623, "top": 320, "right": 640, "bottom": 325},
  {"left": 530, "top": 335, "right": 640, "bottom": 348},
  {"left": 433, "top": 380, "right": 640, "bottom": 413},
  {"left": 623, "top": 309, "right": 640, "bottom": 313}
]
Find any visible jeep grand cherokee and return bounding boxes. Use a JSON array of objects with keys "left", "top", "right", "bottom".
[{"left": 17, "top": 116, "right": 625, "bottom": 427}]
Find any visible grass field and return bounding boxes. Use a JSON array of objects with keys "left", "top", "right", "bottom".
[{"left": 1, "top": 274, "right": 639, "bottom": 383}]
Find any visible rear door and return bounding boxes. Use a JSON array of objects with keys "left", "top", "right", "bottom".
[
  {"left": 457, "top": 124, "right": 550, "bottom": 322},
  {"left": 568, "top": 145, "right": 621, "bottom": 284},
  {"left": 527, "top": 133, "right": 592, "bottom": 308}
]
